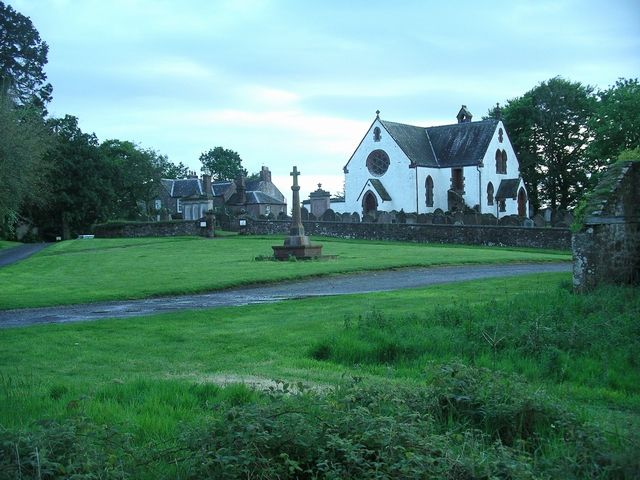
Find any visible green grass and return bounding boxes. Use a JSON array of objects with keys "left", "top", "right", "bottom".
[
  {"left": 0, "top": 240, "right": 19, "bottom": 250},
  {"left": 0, "top": 235, "right": 569, "bottom": 309},
  {"left": 1, "top": 273, "right": 638, "bottom": 478}
]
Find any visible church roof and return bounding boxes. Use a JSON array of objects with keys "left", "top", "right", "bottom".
[
  {"left": 380, "top": 120, "right": 438, "bottom": 167},
  {"left": 496, "top": 178, "right": 521, "bottom": 199},
  {"left": 378, "top": 118, "right": 499, "bottom": 168},
  {"left": 427, "top": 120, "right": 499, "bottom": 167},
  {"left": 369, "top": 179, "right": 392, "bottom": 201}
]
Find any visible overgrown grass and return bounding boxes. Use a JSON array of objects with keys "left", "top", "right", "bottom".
[
  {"left": 0, "top": 273, "right": 638, "bottom": 478},
  {"left": 0, "top": 236, "right": 569, "bottom": 309}
]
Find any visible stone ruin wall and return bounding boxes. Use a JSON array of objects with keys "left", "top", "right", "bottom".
[{"left": 573, "top": 160, "right": 640, "bottom": 291}]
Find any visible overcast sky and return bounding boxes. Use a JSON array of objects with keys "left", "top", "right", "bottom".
[{"left": 12, "top": 0, "right": 640, "bottom": 203}]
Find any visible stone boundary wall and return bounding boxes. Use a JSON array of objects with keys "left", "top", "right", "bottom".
[
  {"left": 93, "top": 220, "right": 203, "bottom": 238},
  {"left": 245, "top": 219, "right": 571, "bottom": 250},
  {"left": 573, "top": 160, "right": 640, "bottom": 291}
]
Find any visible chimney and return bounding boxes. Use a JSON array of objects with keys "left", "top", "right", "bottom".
[
  {"left": 235, "top": 175, "right": 246, "bottom": 205},
  {"left": 202, "top": 174, "right": 212, "bottom": 197},
  {"left": 260, "top": 166, "right": 271, "bottom": 183}
]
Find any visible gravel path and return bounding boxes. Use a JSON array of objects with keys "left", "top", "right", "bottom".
[
  {"left": 0, "top": 262, "right": 570, "bottom": 328},
  {"left": 0, "top": 243, "right": 52, "bottom": 268}
]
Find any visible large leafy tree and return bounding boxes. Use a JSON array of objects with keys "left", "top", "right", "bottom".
[
  {"left": 100, "top": 140, "right": 164, "bottom": 219},
  {"left": 489, "top": 77, "right": 596, "bottom": 210},
  {"left": 588, "top": 78, "right": 640, "bottom": 165},
  {"left": 199, "top": 146, "right": 247, "bottom": 181},
  {"left": 0, "top": 1, "right": 52, "bottom": 109},
  {"left": 31, "top": 116, "right": 115, "bottom": 239},
  {"left": 0, "top": 97, "right": 49, "bottom": 234}
]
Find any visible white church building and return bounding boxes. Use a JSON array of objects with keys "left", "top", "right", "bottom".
[{"left": 329, "top": 107, "right": 529, "bottom": 219}]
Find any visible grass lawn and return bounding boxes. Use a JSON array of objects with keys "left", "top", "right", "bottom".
[
  {"left": 0, "top": 235, "right": 569, "bottom": 309},
  {"left": 0, "top": 240, "right": 19, "bottom": 250},
  {"left": 1, "top": 272, "right": 638, "bottom": 478}
]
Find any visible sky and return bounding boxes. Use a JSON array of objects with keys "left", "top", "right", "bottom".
[{"left": 11, "top": 0, "right": 640, "bottom": 204}]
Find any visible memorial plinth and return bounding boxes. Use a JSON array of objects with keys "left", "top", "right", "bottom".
[{"left": 272, "top": 166, "right": 323, "bottom": 260}]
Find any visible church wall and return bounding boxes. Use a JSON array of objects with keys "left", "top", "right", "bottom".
[
  {"left": 480, "top": 121, "right": 528, "bottom": 217},
  {"left": 344, "top": 119, "right": 417, "bottom": 214}
]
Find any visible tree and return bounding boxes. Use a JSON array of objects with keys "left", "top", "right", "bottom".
[
  {"left": 489, "top": 77, "right": 596, "bottom": 210},
  {"left": 31, "top": 116, "right": 115, "bottom": 239},
  {"left": 0, "top": 1, "right": 52, "bottom": 109},
  {"left": 588, "top": 78, "right": 640, "bottom": 165},
  {"left": 199, "top": 146, "right": 247, "bottom": 181},
  {"left": 100, "top": 140, "right": 167, "bottom": 219},
  {"left": 155, "top": 155, "right": 189, "bottom": 179},
  {"left": 0, "top": 96, "right": 49, "bottom": 236}
]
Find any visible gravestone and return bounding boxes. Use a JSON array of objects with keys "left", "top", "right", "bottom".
[
  {"left": 532, "top": 213, "right": 545, "bottom": 228},
  {"left": 432, "top": 214, "right": 446, "bottom": 225},
  {"left": 321, "top": 209, "right": 337, "bottom": 222},
  {"left": 341, "top": 212, "right": 353, "bottom": 223},
  {"left": 481, "top": 213, "right": 498, "bottom": 225},
  {"left": 417, "top": 214, "right": 429, "bottom": 224},
  {"left": 300, "top": 206, "right": 310, "bottom": 221},
  {"left": 499, "top": 215, "right": 520, "bottom": 226},
  {"left": 523, "top": 218, "right": 534, "bottom": 228},
  {"left": 377, "top": 211, "right": 393, "bottom": 224},
  {"left": 351, "top": 212, "right": 361, "bottom": 223},
  {"left": 405, "top": 213, "right": 417, "bottom": 224}
]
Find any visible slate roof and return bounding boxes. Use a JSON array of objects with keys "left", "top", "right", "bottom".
[
  {"left": 170, "top": 178, "right": 202, "bottom": 197},
  {"left": 227, "top": 191, "right": 286, "bottom": 205},
  {"left": 378, "top": 118, "right": 499, "bottom": 168},
  {"left": 380, "top": 120, "right": 438, "bottom": 167},
  {"left": 369, "top": 179, "right": 392, "bottom": 201},
  {"left": 211, "top": 181, "right": 233, "bottom": 196},
  {"left": 496, "top": 178, "right": 521, "bottom": 199}
]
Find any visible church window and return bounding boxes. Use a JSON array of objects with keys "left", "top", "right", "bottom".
[
  {"left": 495, "top": 149, "right": 502, "bottom": 173},
  {"left": 498, "top": 128, "right": 503, "bottom": 143},
  {"left": 487, "top": 182, "right": 494, "bottom": 206},
  {"left": 498, "top": 199, "right": 506, "bottom": 212},
  {"left": 373, "top": 127, "right": 381, "bottom": 142},
  {"left": 366, "top": 149, "right": 390, "bottom": 177},
  {"left": 501, "top": 150, "right": 508, "bottom": 174},
  {"left": 451, "top": 168, "right": 464, "bottom": 193},
  {"left": 425, "top": 176, "right": 434, "bottom": 207}
]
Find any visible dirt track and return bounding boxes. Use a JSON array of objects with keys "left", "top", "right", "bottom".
[{"left": 0, "top": 262, "right": 570, "bottom": 328}]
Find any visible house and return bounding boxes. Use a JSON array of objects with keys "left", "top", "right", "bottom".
[
  {"left": 325, "top": 107, "right": 528, "bottom": 219},
  {"left": 155, "top": 166, "right": 287, "bottom": 220}
]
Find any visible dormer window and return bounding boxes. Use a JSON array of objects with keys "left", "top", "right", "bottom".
[{"left": 373, "top": 127, "right": 381, "bottom": 142}]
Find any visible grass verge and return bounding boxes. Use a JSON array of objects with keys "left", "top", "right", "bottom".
[
  {"left": 0, "top": 236, "right": 569, "bottom": 309},
  {"left": 0, "top": 272, "right": 638, "bottom": 478}
]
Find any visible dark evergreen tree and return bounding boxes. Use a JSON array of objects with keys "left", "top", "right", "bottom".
[{"left": 0, "top": 1, "right": 52, "bottom": 109}]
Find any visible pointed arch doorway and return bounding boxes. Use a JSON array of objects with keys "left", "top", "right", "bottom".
[
  {"left": 362, "top": 191, "right": 378, "bottom": 217},
  {"left": 517, "top": 187, "right": 527, "bottom": 217}
]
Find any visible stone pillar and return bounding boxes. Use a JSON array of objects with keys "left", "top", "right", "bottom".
[
  {"left": 285, "top": 166, "right": 309, "bottom": 246},
  {"left": 309, "top": 183, "right": 331, "bottom": 218}
]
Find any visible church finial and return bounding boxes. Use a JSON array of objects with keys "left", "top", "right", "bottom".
[{"left": 376, "top": 109, "right": 380, "bottom": 118}]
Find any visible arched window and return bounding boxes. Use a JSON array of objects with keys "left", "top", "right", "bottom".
[
  {"left": 487, "top": 182, "right": 494, "bottom": 206},
  {"left": 501, "top": 150, "right": 508, "bottom": 174},
  {"left": 495, "top": 149, "right": 502, "bottom": 173},
  {"left": 373, "top": 127, "right": 381, "bottom": 142},
  {"left": 498, "top": 128, "right": 504, "bottom": 143},
  {"left": 425, "top": 176, "right": 434, "bottom": 207}
]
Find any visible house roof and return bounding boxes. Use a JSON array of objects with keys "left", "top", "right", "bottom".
[
  {"left": 496, "top": 178, "right": 521, "bottom": 199},
  {"left": 211, "top": 181, "right": 233, "bottom": 196},
  {"left": 170, "top": 178, "right": 202, "bottom": 197},
  {"left": 377, "top": 118, "right": 499, "bottom": 168},
  {"left": 227, "top": 191, "right": 286, "bottom": 206}
]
